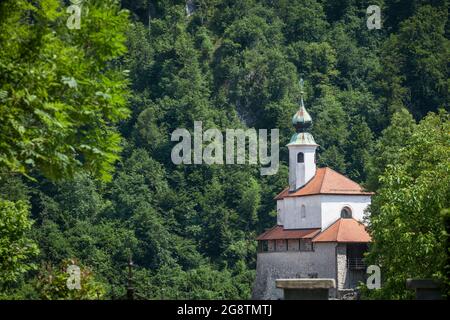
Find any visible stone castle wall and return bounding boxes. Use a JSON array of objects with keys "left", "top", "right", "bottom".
[{"left": 252, "top": 243, "right": 337, "bottom": 300}]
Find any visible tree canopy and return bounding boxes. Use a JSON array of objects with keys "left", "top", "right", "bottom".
[{"left": 0, "top": 0, "right": 448, "bottom": 300}]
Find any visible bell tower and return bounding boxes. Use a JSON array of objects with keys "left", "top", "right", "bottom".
[{"left": 288, "top": 79, "right": 318, "bottom": 191}]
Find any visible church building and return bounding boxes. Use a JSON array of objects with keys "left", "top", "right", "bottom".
[{"left": 252, "top": 83, "right": 373, "bottom": 300}]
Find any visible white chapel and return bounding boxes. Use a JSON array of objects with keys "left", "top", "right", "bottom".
[{"left": 252, "top": 81, "right": 373, "bottom": 300}]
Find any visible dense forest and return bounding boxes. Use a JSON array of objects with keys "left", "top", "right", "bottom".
[{"left": 0, "top": 0, "right": 448, "bottom": 299}]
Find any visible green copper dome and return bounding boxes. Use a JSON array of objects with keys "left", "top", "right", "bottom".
[
  {"left": 288, "top": 78, "right": 317, "bottom": 146},
  {"left": 292, "top": 79, "right": 313, "bottom": 132},
  {"left": 292, "top": 98, "right": 312, "bottom": 126},
  {"left": 287, "top": 132, "right": 316, "bottom": 146}
]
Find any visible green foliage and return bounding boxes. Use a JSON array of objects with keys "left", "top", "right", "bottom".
[
  {"left": 271, "top": 0, "right": 329, "bottom": 42},
  {"left": 0, "top": 200, "right": 39, "bottom": 284},
  {"left": 0, "top": 0, "right": 130, "bottom": 181},
  {"left": 133, "top": 263, "right": 253, "bottom": 299},
  {"left": 366, "top": 108, "right": 416, "bottom": 190},
  {"left": 380, "top": 4, "right": 449, "bottom": 118},
  {"left": 36, "top": 259, "right": 106, "bottom": 300},
  {"left": 364, "top": 110, "right": 450, "bottom": 299},
  {"left": 311, "top": 88, "right": 349, "bottom": 173},
  {"left": 1, "top": 0, "right": 448, "bottom": 300}
]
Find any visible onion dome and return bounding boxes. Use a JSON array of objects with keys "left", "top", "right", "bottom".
[{"left": 288, "top": 79, "right": 317, "bottom": 145}]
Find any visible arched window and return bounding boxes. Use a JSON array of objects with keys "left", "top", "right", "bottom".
[
  {"left": 341, "top": 206, "right": 352, "bottom": 219},
  {"left": 301, "top": 205, "right": 306, "bottom": 219},
  {"left": 297, "top": 152, "right": 304, "bottom": 163}
]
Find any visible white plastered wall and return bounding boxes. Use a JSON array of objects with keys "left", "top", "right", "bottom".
[
  {"left": 276, "top": 194, "right": 371, "bottom": 230},
  {"left": 320, "top": 195, "right": 371, "bottom": 230}
]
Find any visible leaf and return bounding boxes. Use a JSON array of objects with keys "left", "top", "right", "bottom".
[
  {"left": 95, "top": 91, "right": 112, "bottom": 100},
  {"left": 61, "top": 76, "right": 78, "bottom": 89},
  {"left": 0, "top": 90, "right": 7, "bottom": 101}
]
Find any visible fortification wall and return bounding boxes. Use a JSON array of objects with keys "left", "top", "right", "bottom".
[{"left": 252, "top": 243, "right": 337, "bottom": 300}]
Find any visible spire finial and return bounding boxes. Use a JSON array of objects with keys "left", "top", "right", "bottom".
[{"left": 299, "top": 78, "right": 305, "bottom": 108}]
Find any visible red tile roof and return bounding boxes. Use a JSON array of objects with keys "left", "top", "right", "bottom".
[
  {"left": 275, "top": 167, "right": 373, "bottom": 200},
  {"left": 312, "top": 218, "right": 371, "bottom": 243},
  {"left": 256, "top": 225, "right": 321, "bottom": 241}
]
